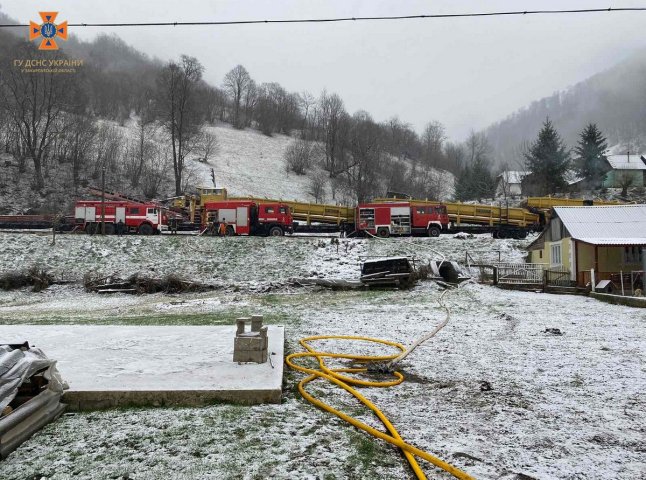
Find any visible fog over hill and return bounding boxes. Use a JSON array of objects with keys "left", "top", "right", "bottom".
[{"left": 486, "top": 49, "right": 646, "bottom": 166}]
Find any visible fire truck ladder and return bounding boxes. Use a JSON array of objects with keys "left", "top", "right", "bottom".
[{"left": 87, "top": 187, "right": 146, "bottom": 204}]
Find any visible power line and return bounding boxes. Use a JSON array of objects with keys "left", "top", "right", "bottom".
[{"left": 1, "top": 7, "right": 646, "bottom": 28}]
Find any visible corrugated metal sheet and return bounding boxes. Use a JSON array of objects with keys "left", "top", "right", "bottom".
[
  {"left": 0, "top": 344, "right": 66, "bottom": 458},
  {"left": 554, "top": 205, "right": 646, "bottom": 245},
  {"left": 606, "top": 154, "right": 646, "bottom": 170}
]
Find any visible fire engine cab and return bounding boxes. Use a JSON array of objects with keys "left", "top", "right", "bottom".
[
  {"left": 74, "top": 201, "right": 167, "bottom": 235},
  {"left": 356, "top": 202, "right": 449, "bottom": 237},
  {"left": 202, "top": 200, "right": 293, "bottom": 236}
]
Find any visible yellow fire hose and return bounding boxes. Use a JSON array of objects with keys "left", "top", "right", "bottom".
[{"left": 285, "top": 335, "right": 475, "bottom": 480}]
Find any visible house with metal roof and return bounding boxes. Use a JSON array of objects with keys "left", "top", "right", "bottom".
[
  {"left": 603, "top": 153, "right": 646, "bottom": 188},
  {"left": 495, "top": 170, "right": 528, "bottom": 197},
  {"left": 527, "top": 205, "right": 646, "bottom": 290}
]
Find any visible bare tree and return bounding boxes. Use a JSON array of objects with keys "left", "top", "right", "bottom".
[
  {"left": 284, "top": 138, "right": 313, "bottom": 175},
  {"left": 93, "top": 124, "right": 124, "bottom": 179},
  {"left": 0, "top": 44, "right": 78, "bottom": 189},
  {"left": 57, "top": 114, "right": 97, "bottom": 188},
  {"left": 421, "top": 121, "right": 446, "bottom": 168},
  {"left": 317, "top": 90, "right": 350, "bottom": 178},
  {"left": 156, "top": 55, "right": 204, "bottom": 195},
  {"left": 222, "top": 65, "right": 251, "bottom": 129},
  {"left": 444, "top": 142, "right": 466, "bottom": 173},
  {"left": 345, "top": 111, "right": 384, "bottom": 203},
  {"left": 298, "top": 91, "right": 316, "bottom": 138},
  {"left": 141, "top": 144, "right": 167, "bottom": 199},
  {"left": 308, "top": 170, "right": 328, "bottom": 203},
  {"left": 194, "top": 128, "right": 218, "bottom": 163}
]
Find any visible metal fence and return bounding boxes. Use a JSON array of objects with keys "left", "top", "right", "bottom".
[
  {"left": 478, "top": 262, "right": 571, "bottom": 287},
  {"left": 496, "top": 262, "right": 546, "bottom": 285}
]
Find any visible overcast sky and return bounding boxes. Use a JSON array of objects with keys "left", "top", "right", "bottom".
[{"left": 3, "top": 0, "right": 646, "bottom": 140}]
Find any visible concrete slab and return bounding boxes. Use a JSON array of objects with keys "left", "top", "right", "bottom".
[{"left": 0, "top": 325, "right": 284, "bottom": 410}]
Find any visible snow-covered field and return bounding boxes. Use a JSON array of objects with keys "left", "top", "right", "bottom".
[
  {"left": 0, "top": 233, "right": 644, "bottom": 480},
  {"left": 0, "top": 232, "right": 529, "bottom": 289}
]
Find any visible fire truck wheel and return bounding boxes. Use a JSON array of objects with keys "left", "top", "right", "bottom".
[
  {"left": 268, "top": 226, "right": 284, "bottom": 236},
  {"left": 428, "top": 226, "right": 441, "bottom": 237},
  {"left": 138, "top": 223, "right": 154, "bottom": 235},
  {"left": 85, "top": 223, "right": 96, "bottom": 235},
  {"left": 104, "top": 223, "right": 115, "bottom": 235},
  {"left": 377, "top": 228, "right": 390, "bottom": 238},
  {"left": 225, "top": 225, "right": 235, "bottom": 236}
]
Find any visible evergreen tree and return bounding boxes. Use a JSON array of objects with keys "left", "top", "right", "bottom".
[
  {"left": 574, "top": 123, "right": 609, "bottom": 189},
  {"left": 454, "top": 166, "right": 472, "bottom": 201},
  {"left": 524, "top": 118, "right": 571, "bottom": 195},
  {"left": 470, "top": 154, "right": 496, "bottom": 201}
]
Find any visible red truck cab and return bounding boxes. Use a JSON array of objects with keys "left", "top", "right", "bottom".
[
  {"left": 356, "top": 202, "right": 448, "bottom": 237},
  {"left": 203, "top": 200, "right": 293, "bottom": 236},
  {"left": 74, "top": 200, "right": 167, "bottom": 235}
]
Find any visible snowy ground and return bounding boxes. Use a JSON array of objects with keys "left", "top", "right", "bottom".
[
  {"left": 0, "top": 233, "right": 644, "bottom": 480},
  {"left": 193, "top": 124, "right": 315, "bottom": 201},
  {"left": 0, "top": 232, "right": 529, "bottom": 290}
]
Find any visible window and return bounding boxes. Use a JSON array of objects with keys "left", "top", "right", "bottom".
[
  {"left": 147, "top": 208, "right": 157, "bottom": 215},
  {"left": 129, "top": 207, "right": 140, "bottom": 215},
  {"left": 265, "top": 207, "right": 275, "bottom": 214},
  {"left": 279, "top": 207, "right": 287, "bottom": 214},
  {"left": 623, "top": 246, "right": 644, "bottom": 264},
  {"left": 539, "top": 250, "right": 543, "bottom": 259},
  {"left": 416, "top": 207, "right": 426, "bottom": 214},
  {"left": 359, "top": 208, "right": 375, "bottom": 228},
  {"left": 551, "top": 244, "right": 562, "bottom": 265}
]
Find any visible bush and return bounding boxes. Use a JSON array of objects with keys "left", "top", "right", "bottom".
[
  {"left": 284, "top": 139, "right": 313, "bottom": 175},
  {"left": 0, "top": 266, "right": 53, "bottom": 292}
]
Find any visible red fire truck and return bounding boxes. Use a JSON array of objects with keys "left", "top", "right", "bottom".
[
  {"left": 202, "top": 200, "right": 293, "bottom": 236},
  {"left": 356, "top": 202, "right": 449, "bottom": 237},
  {"left": 74, "top": 201, "right": 167, "bottom": 235}
]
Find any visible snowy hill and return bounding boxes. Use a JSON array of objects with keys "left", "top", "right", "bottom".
[
  {"left": 189, "top": 124, "right": 314, "bottom": 201},
  {"left": 188, "top": 123, "right": 454, "bottom": 203}
]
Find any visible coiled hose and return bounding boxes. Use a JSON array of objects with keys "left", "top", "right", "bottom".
[{"left": 286, "top": 335, "right": 475, "bottom": 480}]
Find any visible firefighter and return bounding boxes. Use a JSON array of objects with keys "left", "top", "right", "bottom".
[
  {"left": 117, "top": 219, "right": 125, "bottom": 236},
  {"left": 219, "top": 218, "right": 227, "bottom": 236}
]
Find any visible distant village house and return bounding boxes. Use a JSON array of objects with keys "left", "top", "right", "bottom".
[
  {"left": 495, "top": 171, "right": 528, "bottom": 197},
  {"left": 603, "top": 152, "right": 646, "bottom": 188}
]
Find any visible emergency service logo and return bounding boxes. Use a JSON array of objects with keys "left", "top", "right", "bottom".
[{"left": 29, "top": 12, "right": 68, "bottom": 50}]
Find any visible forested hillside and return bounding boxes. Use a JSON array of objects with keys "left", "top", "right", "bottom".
[
  {"left": 0, "top": 9, "right": 457, "bottom": 214},
  {"left": 486, "top": 49, "right": 646, "bottom": 165}
]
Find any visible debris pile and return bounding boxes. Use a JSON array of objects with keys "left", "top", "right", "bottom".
[
  {"left": 83, "top": 273, "right": 214, "bottom": 294},
  {"left": 0, "top": 267, "right": 53, "bottom": 292},
  {"left": 0, "top": 342, "right": 67, "bottom": 458}
]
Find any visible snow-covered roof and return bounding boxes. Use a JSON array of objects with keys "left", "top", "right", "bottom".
[
  {"left": 497, "top": 171, "right": 528, "bottom": 184},
  {"left": 606, "top": 154, "right": 646, "bottom": 171},
  {"left": 564, "top": 170, "right": 584, "bottom": 186},
  {"left": 555, "top": 205, "right": 646, "bottom": 245}
]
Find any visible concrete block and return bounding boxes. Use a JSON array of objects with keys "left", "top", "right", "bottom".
[
  {"left": 235, "top": 336, "right": 264, "bottom": 351},
  {"left": 233, "top": 345, "right": 268, "bottom": 363},
  {"left": 251, "top": 315, "right": 263, "bottom": 332}
]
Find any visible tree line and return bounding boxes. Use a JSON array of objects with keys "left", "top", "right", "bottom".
[
  {"left": 0, "top": 30, "right": 471, "bottom": 206},
  {"left": 0, "top": 27, "right": 621, "bottom": 209}
]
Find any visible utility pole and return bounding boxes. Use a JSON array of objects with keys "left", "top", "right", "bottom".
[{"left": 101, "top": 166, "right": 106, "bottom": 235}]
